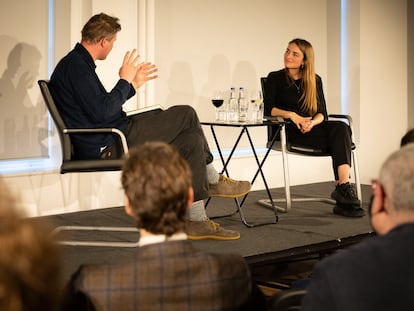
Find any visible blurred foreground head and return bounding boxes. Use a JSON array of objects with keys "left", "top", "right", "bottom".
[{"left": 0, "top": 178, "right": 62, "bottom": 311}]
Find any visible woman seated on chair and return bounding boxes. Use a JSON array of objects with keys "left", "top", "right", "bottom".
[{"left": 264, "top": 38, "right": 362, "bottom": 217}]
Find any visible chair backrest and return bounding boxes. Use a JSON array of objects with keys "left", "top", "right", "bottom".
[
  {"left": 261, "top": 77, "right": 280, "bottom": 143},
  {"left": 260, "top": 77, "right": 268, "bottom": 99},
  {"left": 267, "top": 289, "right": 306, "bottom": 311},
  {"left": 38, "top": 80, "right": 73, "bottom": 162},
  {"left": 38, "top": 79, "right": 125, "bottom": 173}
]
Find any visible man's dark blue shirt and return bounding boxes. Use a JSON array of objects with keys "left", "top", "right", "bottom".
[{"left": 50, "top": 43, "right": 135, "bottom": 159}]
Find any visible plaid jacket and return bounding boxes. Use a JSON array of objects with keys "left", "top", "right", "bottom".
[{"left": 63, "top": 240, "right": 258, "bottom": 311}]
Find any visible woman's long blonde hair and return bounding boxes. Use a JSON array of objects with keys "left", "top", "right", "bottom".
[{"left": 288, "top": 38, "right": 318, "bottom": 116}]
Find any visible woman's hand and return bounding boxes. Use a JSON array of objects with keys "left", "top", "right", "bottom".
[
  {"left": 271, "top": 108, "right": 321, "bottom": 134},
  {"left": 290, "top": 113, "right": 312, "bottom": 133},
  {"left": 299, "top": 118, "right": 314, "bottom": 133},
  {"left": 304, "top": 113, "right": 324, "bottom": 133}
]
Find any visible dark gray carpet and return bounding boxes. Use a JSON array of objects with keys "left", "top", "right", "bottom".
[{"left": 41, "top": 182, "right": 373, "bottom": 283}]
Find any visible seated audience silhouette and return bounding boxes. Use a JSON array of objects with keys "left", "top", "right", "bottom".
[
  {"left": 62, "top": 142, "right": 265, "bottom": 311},
  {"left": 301, "top": 144, "right": 414, "bottom": 310}
]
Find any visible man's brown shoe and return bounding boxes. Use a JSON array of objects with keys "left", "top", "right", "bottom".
[
  {"left": 209, "top": 174, "right": 251, "bottom": 198},
  {"left": 185, "top": 219, "right": 240, "bottom": 240}
]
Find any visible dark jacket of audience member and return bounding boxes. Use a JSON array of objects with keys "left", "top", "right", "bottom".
[{"left": 301, "top": 144, "right": 414, "bottom": 310}]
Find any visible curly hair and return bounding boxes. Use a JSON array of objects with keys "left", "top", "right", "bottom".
[{"left": 121, "top": 142, "right": 192, "bottom": 236}]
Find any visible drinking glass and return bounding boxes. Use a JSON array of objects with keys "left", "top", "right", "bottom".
[
  {"left": 211, "top": 91, "right": 225, "bottom": 121},
  {"left": 250, "top": 90, "right": 263, "bottom": 123}
]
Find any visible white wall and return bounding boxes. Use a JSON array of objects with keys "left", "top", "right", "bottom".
[
  {"left": 358, "top": 0, "right": 408, "bottom": 180},
  {"left": 153, "top": 0, "right": 328, "bottom": 146},
  {"left": 409, "top": 0, "right": 414, "bottom": 129},
  {"left": 1, "top": 0, "right": 410, "bottom": 216}
]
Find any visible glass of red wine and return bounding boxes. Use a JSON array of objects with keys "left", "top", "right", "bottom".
[{"left": 211, "top": 91, "right": 224, "bottom": 121}]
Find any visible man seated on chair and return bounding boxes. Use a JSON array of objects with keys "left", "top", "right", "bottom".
[
  {"left": 49, "top": 12, "right": 251, "bottom": 240},
  {"left": 301, "top": 144, "right": 414, "bottom": 310},
  {"left": 61, "top": 142, "right": 266, "bottom": 311}
]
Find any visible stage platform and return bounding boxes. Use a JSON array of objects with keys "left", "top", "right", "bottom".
[{"left": 41, "top": 182, "right": 373, "bottom": 284}]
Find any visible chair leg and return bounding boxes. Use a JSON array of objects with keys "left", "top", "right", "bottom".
[
  {"left": 352, "top": 149, "right": 362, "bottom": 206},
  {"left": 258, "top": 125, "right": 292, "bottom": 213},
  {"left": 259, "top": 127, "right": 362, "bottom": 212},
  {"left": 258, "top": 125, "right": 336, "bottom": 211},
  {"left": 280, "top": 126, "right": 292, "bottom": 211}
]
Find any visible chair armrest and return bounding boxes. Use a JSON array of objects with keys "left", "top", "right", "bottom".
[
  {"left": 63, "top": 128, "right": 129, "bottom": 154},
  {"left": 328, "top": 114, "right": 353, "bottom": 127},
  {"left": 328, "top": 114, "right": 356, "bottom": 143}
]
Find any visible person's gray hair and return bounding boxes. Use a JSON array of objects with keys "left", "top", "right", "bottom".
[{"left": 380, "top": 144, "right": 414, "bottom": 212}]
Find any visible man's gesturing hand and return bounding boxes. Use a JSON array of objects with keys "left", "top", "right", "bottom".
[
  {"left": 119, "top": 49, "right": 140, "bottom": 83},
  {"left": 131, "top": 62, "right": 158, "bottom": 89}
]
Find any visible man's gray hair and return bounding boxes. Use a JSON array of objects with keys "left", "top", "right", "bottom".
[{"left": 380, "top": 144, "right": 414, "bottom": 212}]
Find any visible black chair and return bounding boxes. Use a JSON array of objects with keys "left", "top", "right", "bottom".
[
  {"left": 38, "top": 80, "right": 138, "bottom": 247},
  {"left": 267, "top": 289, "right": 306, "bottom": 311},
  {"left": 259, "top": 77, "right": 362, "bottom": 212}
]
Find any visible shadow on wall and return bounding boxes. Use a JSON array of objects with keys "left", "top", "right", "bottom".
[
  {"left": 165, "top": 61, "right": 195, "bottom": 109},
  {"left": 165, "top": 55, "right": 261, "bottom": 121},
  {"left": 198, "top": 54, "right": 232, "bottom": 119},
  {"left": 0, "top": 36, "right": 49, "bottom": 160}
]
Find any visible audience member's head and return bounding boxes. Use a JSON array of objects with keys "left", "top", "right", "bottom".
[
  {"left": 401, "top": 128, "right": 414, "bottom": 147},
  {"left": 0, "top": 178, "right": 62, "bottom": 311},
  {"left": 369, "top": 144, "right": 414, "bottom": 235},
  {"left": 121, "top": 142, "right": 194, "bottom": 236}
]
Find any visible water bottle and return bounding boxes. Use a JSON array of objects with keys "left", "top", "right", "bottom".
[
  {"left": 227, "top": 87, "right": 238, "bottom": 122},
  {"left": 238, "top": 87, "right": 248, "bottom": 122}
]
